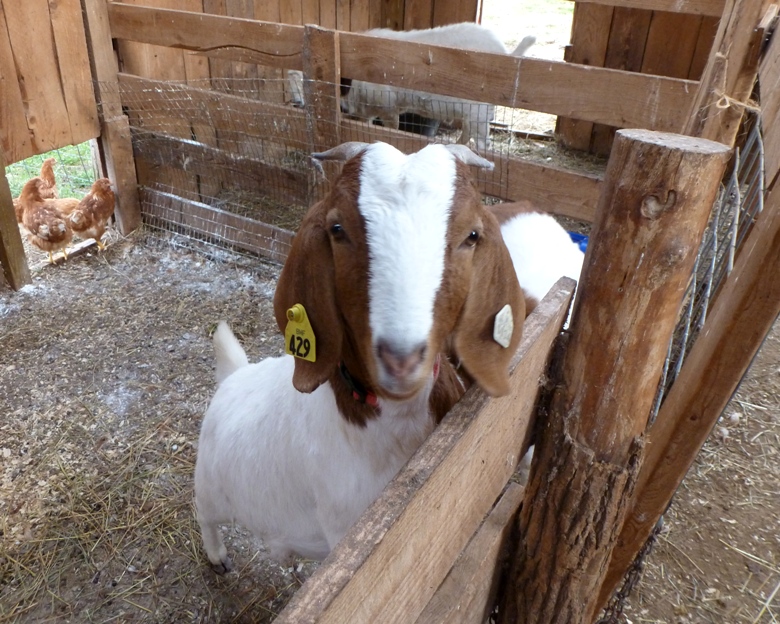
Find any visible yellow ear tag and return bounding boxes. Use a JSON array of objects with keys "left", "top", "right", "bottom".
[{"left": 285, "top": 304, "right": 317, "bottom": 362}]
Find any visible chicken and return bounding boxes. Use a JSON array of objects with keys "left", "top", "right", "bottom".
[
  {"left": 13, "top": 158, "right": 59, "bottom": 224},
  {"left": 19, "top": 177, "right": 73, "bottom": 263},
  {"left": 68, "top": 178, "right": 115, "bottom": 250},
  {"left": 38, "top": 157, "right": 59, "bottom": 199},
  {"left": 43, "top": 197, "right": 80, "bottom": 216}
]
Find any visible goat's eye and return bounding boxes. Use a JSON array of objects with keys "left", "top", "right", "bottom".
[{"left": 463, "top": 230, "right": 480, "bottom": 247}]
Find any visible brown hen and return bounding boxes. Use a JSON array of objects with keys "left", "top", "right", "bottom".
[
  {"left": 38, "top": 157, "right": 59, "bottom": 199},
  {"left": 19, "top": 177, "right": 73, "bottom": 263},
  {"left": 68, "top": 178, "right": 115, "bottom": 250}
]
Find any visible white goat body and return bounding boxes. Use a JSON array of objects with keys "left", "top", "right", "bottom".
[
  {"left": 195, "top": 142, "right": 525, "bottom": 570},
  {"left": 341, "top": 24, "right": 535, "bottom": 150}
]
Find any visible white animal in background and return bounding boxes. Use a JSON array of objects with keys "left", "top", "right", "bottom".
[
  {"left": 194, "top": 141, "right": 525, "bottom": 571},
  {"left": 341, "top": 24, "right": 536, "bottom": 150},
  {"left": 488, "top": 200, "right": 585, "bottom": 317}
]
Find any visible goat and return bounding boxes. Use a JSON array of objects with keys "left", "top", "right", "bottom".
[
  {"left": 340, "top": 23, "right": 535, "bottom": 150},
  {"left": 489, "top": 200, "right": 585, "bottom": 317},
  {"left": 194, "top": 142, "right": 525, "bottom": 571}
]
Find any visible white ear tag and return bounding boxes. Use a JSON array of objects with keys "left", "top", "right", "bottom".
[{"left": 493, "top": 304, "right": 514, "bottom": 348}]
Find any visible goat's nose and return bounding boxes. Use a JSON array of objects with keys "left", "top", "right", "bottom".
[{"left": 377, "top": 341, "right": 427, "bottom": 379}]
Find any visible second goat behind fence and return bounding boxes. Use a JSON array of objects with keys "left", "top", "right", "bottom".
[{"left": 194, "top": 141, "right": 525, "bottom": 571}]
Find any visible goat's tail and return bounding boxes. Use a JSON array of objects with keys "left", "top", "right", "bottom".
[
  {"left": 213, "top": 321, "right": 249, "bottom": 385},
  {"left": 510, "top": 35, "right": 536, "bottom": 57}
]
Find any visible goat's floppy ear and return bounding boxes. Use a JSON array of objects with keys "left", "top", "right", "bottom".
[
  {"left": 453, "top": 210, "right": 525, "bottom": 397},
  {"left": 312, "top": 142, "right": 370, "bottom": 163},
  {"left": 274, "top": 202, "right": 343, "bottom": 393},
  {"left": 444, "top": 144, "right": 494, "bottom": 170}
]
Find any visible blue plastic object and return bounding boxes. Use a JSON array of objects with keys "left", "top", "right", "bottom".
[{"left": 568, "top": 231, "right": 589, "bottom": 253}]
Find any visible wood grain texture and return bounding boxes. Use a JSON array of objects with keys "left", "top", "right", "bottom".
[
  {"left": 568, "top": 0, "right": 725, "bottom": 15},
  {"left": 0, "top": 2, "right": 31, "bottom": 163},
  {"left": 303, "top": 26, "right": 341, "bottom": 152},
  {"left": 275, "top": 280, "right": 575, "bottom": 624},
  {"left": 0, "top": 150, "right": 31, "bottom": 290},
  {"left": 760, "top": 26, "right": 780, "bottom": 187},
  {"left": 684, "top": 0, "right": 769, "bottom": 144},
  {"left": 597, "top": 171, "right": 780, "bottom": 610},
  {"left": 416, "top": 482, "right": 525, "bottom": 624},
  {"left": 500, "top": 129, "right": 730, "bottom": 624},
  {"left": 82, "top": 0, "right": 142, "bottom": 234},
  {"left": 338, "top": 32, "right": 697, "bottom": 131}
]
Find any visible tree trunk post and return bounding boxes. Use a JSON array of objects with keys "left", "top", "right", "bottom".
[{"left": 499, "top": 129, "right": 730, "bottom": 624}]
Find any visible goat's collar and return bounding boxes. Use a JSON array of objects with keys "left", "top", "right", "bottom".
[{"left": 339, "top": 355, "right": 442, "bottom": 407}]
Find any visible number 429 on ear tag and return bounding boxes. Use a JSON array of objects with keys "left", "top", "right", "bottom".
[{"left": 285, "top": 304, "right": 317, "bottom": 362}]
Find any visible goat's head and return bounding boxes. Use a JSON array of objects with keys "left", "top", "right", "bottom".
[{"left": 274, "top": 142, "right": 524, "bottom": 406}]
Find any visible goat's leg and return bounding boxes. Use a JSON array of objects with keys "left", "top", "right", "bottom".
[{"left": 196, "top": 507, "right": 233, "bottom": 574}]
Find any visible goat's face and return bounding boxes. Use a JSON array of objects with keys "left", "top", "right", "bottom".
[{"left": 274, "top": 142, "right": 524, "bottom": 401}]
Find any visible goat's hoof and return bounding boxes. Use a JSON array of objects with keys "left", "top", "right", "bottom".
[{"left": 210, "top": 557, "right": 233, "bottom": 575}]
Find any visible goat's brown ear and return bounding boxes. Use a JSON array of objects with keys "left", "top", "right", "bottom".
[
  {"left": 453, "top": 212, "right": 525, "bottom": 397},
  {"left": 274, "top": 202, "right": 343, "bottom": 393}
]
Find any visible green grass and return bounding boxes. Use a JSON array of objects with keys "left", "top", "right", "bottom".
[{"left": 5, "top": 142, "right": 97, "bottom": 200}]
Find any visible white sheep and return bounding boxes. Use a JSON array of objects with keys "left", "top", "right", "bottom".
[
  {"left": 194, "top": 142, "right": 525, "bottom": 571},
  {"left": 340, "top": 23, "right": 536, "bottom": 150}
]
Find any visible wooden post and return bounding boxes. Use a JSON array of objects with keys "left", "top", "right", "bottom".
[
  {"left": 0, "top": 150, "right": 31, "bottom": 290},
  {"left": 302, "top": 25, "right": 341, "bottom": 203},
  {"left": 498, "top": 130, "right": 730, "bottom": 624},
  {"left": 596, "top": 167, "right": 780, "bottom": 609},
  {"left": 81, "top": 0, "right": 142, "bottom": 235},
  {"left": 683, "top": 0, "right": 769, "bottom": 146}
]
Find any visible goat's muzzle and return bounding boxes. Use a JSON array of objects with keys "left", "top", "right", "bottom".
[{"left": 375, "top": 340, "right": 429, "bottom": 398}]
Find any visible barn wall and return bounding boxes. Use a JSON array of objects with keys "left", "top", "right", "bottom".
[
  {"left": 558, "top": 1, "right": 720, "bottom": 154},
  {"left": 0, "top": 0, "right": 100, "bottom": 165}
]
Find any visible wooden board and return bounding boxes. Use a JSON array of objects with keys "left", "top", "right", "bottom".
[
  {"left": 0, "top": 151, "right": 31, "bottom": 290},
  {"left": 641, "top": 13, "right": 705, "bottom": 78},
  {"left": 556, "top": 2, "right": 614, "bottom": 151},
  {"left": 3, "top": 0, "right": 73, "bottom": 153},
  {"left": 567, "top": 0, "right": 726, "bottom": 15},
  {"left": 275, "top": 280, "right": 575, "bottom": 624},
  {"left": 688, "top": 16, "right": 720, "bottom": 79},
  {"left": 133, "top": 132, "right": 311, "bottom": 206},
  {"left": 415, "top": 482, "right": 525, "bottom": 624},
  {"left": 141, "top": 188, "right": 294, "bottom": 262},
  {"left": 109, "top": 2, "right": 306, "bottom": 70},
  {"left": 340, "top": 119, "right": 602, "bottom": 220},
  {"left": 338, "top": 33, "right": 697, "bottom": 132},
  {"left": 0, "top": 2, "right": 31, "bottom": 163},
  {"left": 760, "top": 25, "right": 780, "bottom": 187},
  {"left": 432, "top": 0, "right": 478, "bottom": 25}
]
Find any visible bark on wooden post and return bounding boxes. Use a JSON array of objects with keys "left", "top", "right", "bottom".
[
  {"left": 597, "top": 170, "right": 780, "bottom": 609},
  {"left": 499, "top": 129, "right": 730, "bottom": 624},
  {"left": 0, "top": 150, "right": 31, "bottom": 290}
]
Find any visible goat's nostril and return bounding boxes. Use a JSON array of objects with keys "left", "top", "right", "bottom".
[{"left": 377, "top": 341, "right": 427, "bottom": 379}]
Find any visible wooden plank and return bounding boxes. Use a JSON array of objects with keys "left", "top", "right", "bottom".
[
  {"left": 598, "top": 170, "right": 780, "bottom": 610},
  {"left": 404, "top": 0, "right": 433, "bottom": 29},
  {"left": 302, "top": 0, "right": 321, "bottom": 25},
  {"left": 133, "top": 132, "right": 311, "bottom": 206},
  {"left": 382, "top": 0, "right": 405, "bottom": 29},
  {"left": 108, "top": 3, "right": 306, "bottom": 70},
  {"left": 684, "top": 0, "right": 769, "bottom": 144},
  {"left": 432, "top": 0, "right": 478, "bottom": 25},
  {"left": 338, "top": 33, "right": 697, "bottom": 132},
  {"left": 368, "top": 0, "right": 383, "bottom": 28},
  {"left": 303, "top": 26, "right": 341, "bottom": 153},
  {"left": 590, "top": 7, "right": 652, "bottom": 156},
  {"left": 0, "top": 2, "right": 32, "bottom": 163},
  {"left": 47, "top": 0, "right": 101, "bottom": 148},
  {"left": 567, "top": 0, "right": 726, "bottom": 16},
  {"left": 415, "top": 482, "right": 525, "bottom": 624},
  {"left": 140, "top": 188, "right": 294, "bottom": 262},
  {"left": 0, "top": 151, "right": 31, "bottom": 290},
  {"left": 641, "top": 13, "right": 704, "bottom": 78},
  {"left": 688, "top": 16, "right": 719, "bottom": 79},
  {"left": 3, "top": 0, "right": 72, "bottom": 153},
  {"left": 500, "top": 129, "right": 731, "bottom": 624},
  {"left": 340, "top": 119, "right": 602, "bottom": 220},
  {"left": 556, "top": 2, "right": 614, "bottom": 151},
  {"left": 350, "top": 0, "right": 371, "bottom": 31},
  {"left": 760, "top": 24, "right": 780, "bottom": 186},
  {"left": 82, "top": 0, "right": 143, "bottom": 234},
  {"left": 279, "top": 0, "right": 303, "bottom": 25},
  {"left": 276, "top": 280, "right": 575, "bottom": 624},
  {"left": 336, "top": 0, "right": 350, "bottom": 30}
]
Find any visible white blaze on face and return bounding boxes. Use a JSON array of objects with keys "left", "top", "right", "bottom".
[{"left": 358, "top": 143, "right": 457, "bottom": 361}]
